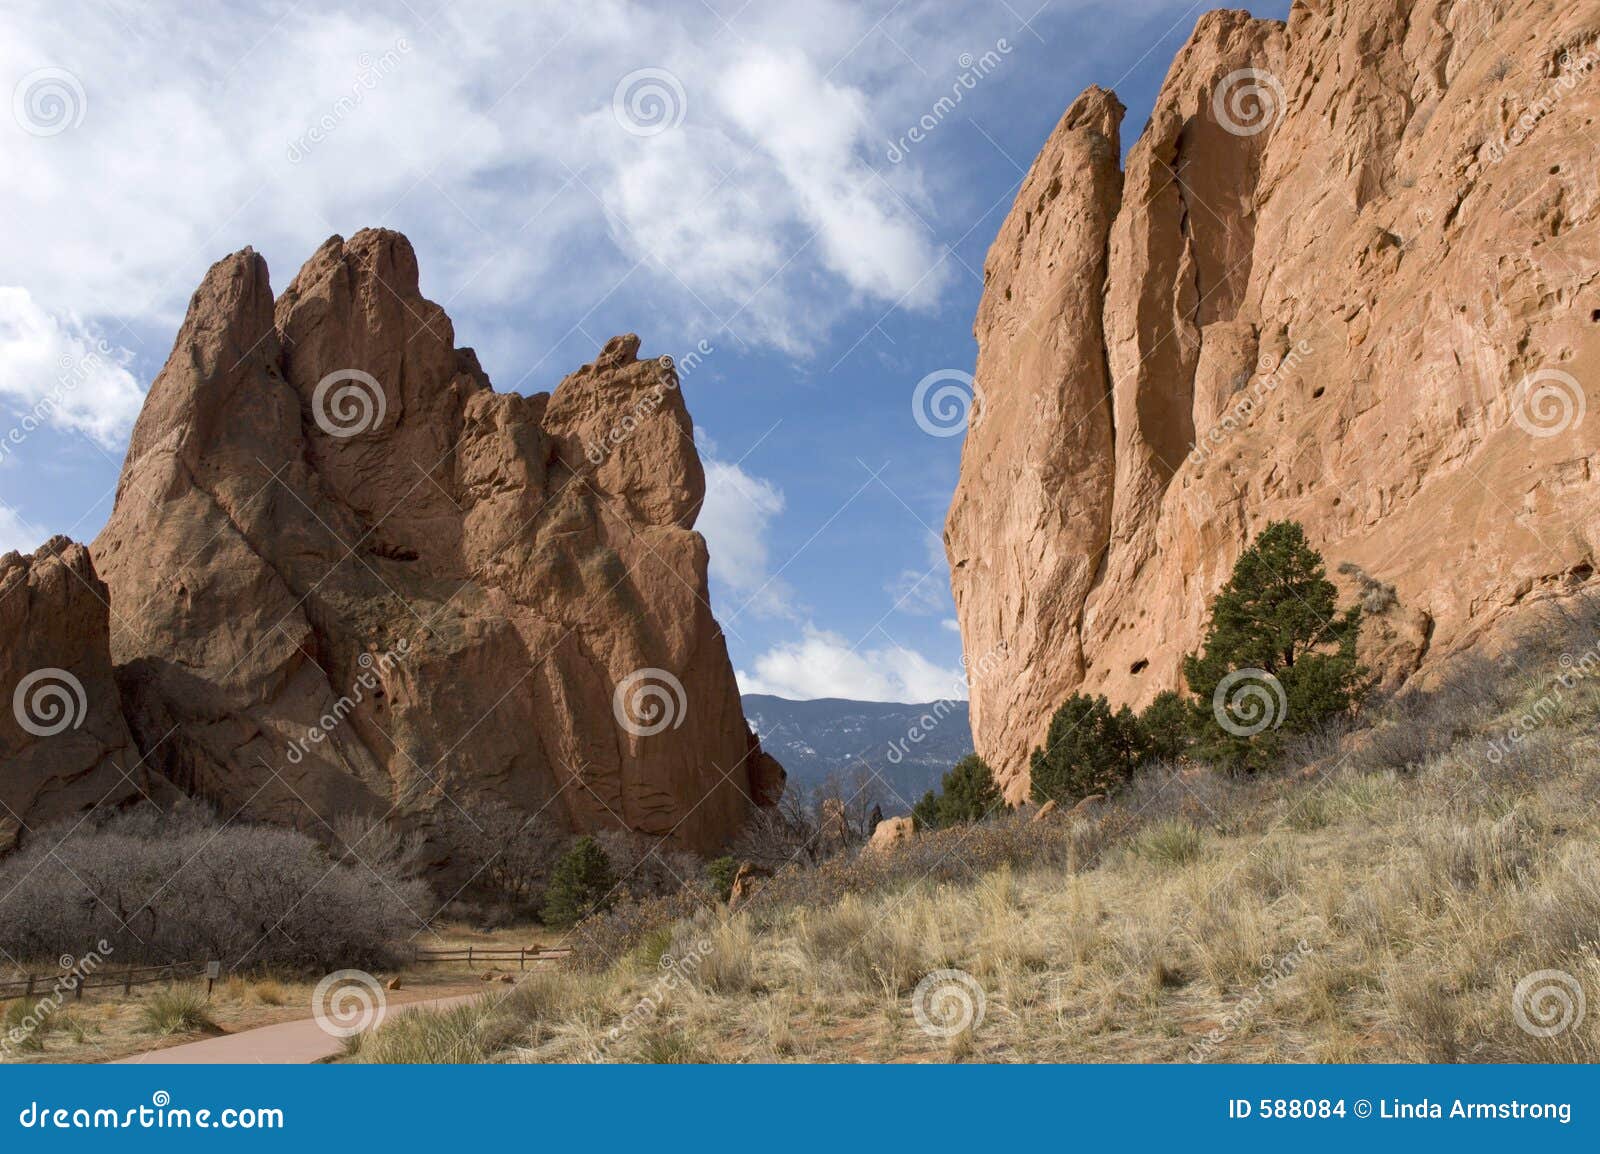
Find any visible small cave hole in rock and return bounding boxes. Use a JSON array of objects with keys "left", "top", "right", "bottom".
[
  {"left": 1129, "top": 658, "right": 1149, "bottom": 675},
  {"left": 1311, "top": 386, "right": 1326, "bottom": 399}
]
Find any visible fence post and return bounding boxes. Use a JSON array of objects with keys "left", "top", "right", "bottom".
[
  {"left": 467, "top": 946, "right": 473, "bottom": 969},
  {"left": 25, "top": 974, "right": 35, "bottom": 997},
  {"left": 124, "top": 968, "right": 134, "bottom": 995},
  {"left": 520, "top": 948, "right": 526, "bottom": 972}
]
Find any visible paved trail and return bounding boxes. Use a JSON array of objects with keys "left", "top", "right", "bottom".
[{"left": 110, "top": 993, "right": 481, "bottom": 1065}]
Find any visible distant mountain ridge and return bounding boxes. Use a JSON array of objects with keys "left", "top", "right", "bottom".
[{"left": 740, "top": 694, "right": 972, "bottom": 812}]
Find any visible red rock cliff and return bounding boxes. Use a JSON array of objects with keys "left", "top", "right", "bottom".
[{"left": 948, "top": 1, "right": 1600, "bottom": 797}]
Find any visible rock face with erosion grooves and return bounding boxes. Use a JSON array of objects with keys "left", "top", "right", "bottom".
[
  {"left": 0, "top": 538, "right": 163, "bottom": 849},
  {"left": 948, "top": 1, "right": 1600, "bottom": 798},
  {"left": 90, "top": 228, "right": 782, "bottom": 853}
]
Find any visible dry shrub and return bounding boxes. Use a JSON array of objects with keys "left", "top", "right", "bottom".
[{"left": 0, "top": 803, "right": 427, "bottom": 969}]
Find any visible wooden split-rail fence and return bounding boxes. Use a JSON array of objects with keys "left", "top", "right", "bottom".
[
  {"left": 0, "top": 959, "right": 207, "bottom": 1001},
  {"left": 412, "top": 946, "right": 571, "bottom": 971},
  {"left": 0, "top": 946, "right": 570, "bottom": 1001}
]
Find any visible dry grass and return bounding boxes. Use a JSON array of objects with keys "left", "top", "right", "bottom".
[{"left": 342, "top": 634, "right": 1600, "bottom": 1064}]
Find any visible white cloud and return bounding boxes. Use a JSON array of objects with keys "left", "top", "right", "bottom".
[
  {"left": 941, "top": 618, "right": 961, "bottom": 634},
  {"left": 0, "top": 502, "right": 45, "bottom": 556},
  {"left": 0, "top": 288, "right": 144, "bottom": 447},
  {"left": 738, "top": 625, "right": 965, "bottom": 702},
  {"left": 717, "top": 47, "right": 948, "bottom": 310},
  {"left": 698, "top": 454, "right": 792, "bottom": 617},
  {"left": 1, "top": 0, "right": 977, "bottom": 368}
]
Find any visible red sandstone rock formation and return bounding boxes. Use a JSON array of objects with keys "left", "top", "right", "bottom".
[
  {"left": 949, "top": 1, "right": 1600, "bottom": 798},
  {"left": 0, "top": 538, "right": 163, "bottom": 848},
  {"left": 85, "top": 228, "right": 780, "bottom": 851}
]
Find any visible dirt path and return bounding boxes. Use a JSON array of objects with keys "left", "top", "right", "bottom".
[{"left": 109, "top": 992, "right": 481, "bottom": 1065}]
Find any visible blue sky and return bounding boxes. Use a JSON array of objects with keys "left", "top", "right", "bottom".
[{"left": 0, "top": 0, "right": 1290, "bottom": 702}]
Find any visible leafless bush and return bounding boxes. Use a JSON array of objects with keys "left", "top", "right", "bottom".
[
  {"left": 593, "top": 829, "right": 703, "bottom": 901},
  {"left": 1337, "top": 562, "right": 1398, "bottom": 614},
  {"left": 436, "top": 801, "right": 568, "bottom": 909},
  {"left": 333, "top": 812, "right": 427, "bottom": 880},
  {"left": 0, "top": 802, "right": 428, "bottom": 969}
]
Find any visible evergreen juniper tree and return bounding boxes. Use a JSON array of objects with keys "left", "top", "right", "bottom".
[
  {"left": 1182, "top": 520, "right": 1366, "bottom": 770},
  {"left": 540, "top": 836, "right": 615, "bottom": 926},
  {"left": 1029, "top": 693, "right": 1147, "bottom": 805}
]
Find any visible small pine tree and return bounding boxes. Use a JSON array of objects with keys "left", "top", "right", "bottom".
[
  {"left": 913, "top": 754, "right": 1002, "bottom": 830},
  {"left": 540, "top": 836, "right": 615, "bottom": 926},
  {"left": 911, "top": 789, "right": 941, "bottom": 831},
  {"left": 705, "top": 855, "right": 738, "bottom": 902},
  {"left": 1182, "top": 520, "right": 1366, "bottom": 770},
  {"left": 1138, "top": 690, "right": 1192, "bottom": 762},
  {"left": 1030, "top": 694, "right": 1147, "bottom": 805}
]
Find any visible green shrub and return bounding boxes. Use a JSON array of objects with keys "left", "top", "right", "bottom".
[
  {"left": 1183, "top": 520, "right": 1368, "bottom": 771},
  {"left": 912, "top": 754, "right": 1003, "bottom": 830},
  {"left": 540, "top": 836, "right": 616, "bottom": 927},
  {"left": 1138, "top": 690, "right": 1193, "bottom": 761},
  {"left": 705, "top": 856, "right": 739, "bottom": 902},
  {"left": 1029, "top": 694, "right": 1147, "bottom": 806},
  {"left": 1133, "top": 820, "right": 1203, "bottom": 867}
]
